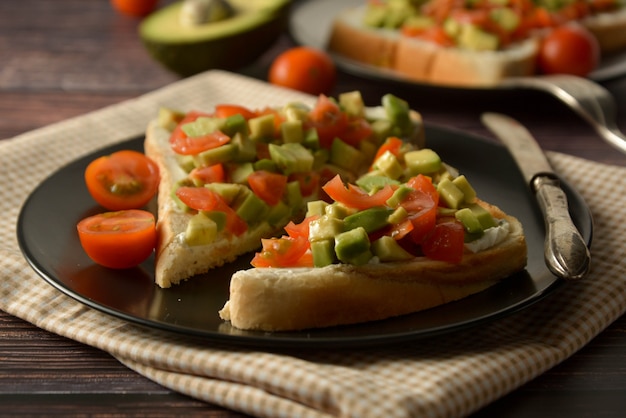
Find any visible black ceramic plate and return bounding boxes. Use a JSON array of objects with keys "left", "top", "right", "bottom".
[
  {"left": 17, "top": 126, "right": 592, "bottom": 348},
  {"left": 290, "top": 0, "right": 626, "bottom": 89}
]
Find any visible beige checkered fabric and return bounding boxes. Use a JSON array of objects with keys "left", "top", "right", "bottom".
[{"left": 1, "top": 71, "right": 625, "bottom": 418}]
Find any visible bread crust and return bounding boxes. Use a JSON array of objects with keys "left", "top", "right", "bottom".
[{"left": 219, "top": 201, "right": 527, "bottom": 331}]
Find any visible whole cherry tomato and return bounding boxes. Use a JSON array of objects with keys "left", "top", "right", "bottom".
[
  {"left": 77, "top": 210, "right": 156, "bottom": 269},
  {"left": 268, "top": 47, "right": 337, "bottom": 95},
  {"left": 110, "top": 0, "right": 159, "bottom": 17},
  {"left": 85, "top": 150, "right": 160, "bottom": 211},
  {"left": 537, "top": 24, "right": 600, "bottom": 77}
]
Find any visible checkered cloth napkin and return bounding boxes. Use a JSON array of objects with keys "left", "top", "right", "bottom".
[{"left": 1, "top": 71, "right": 625, "bottom": 418}]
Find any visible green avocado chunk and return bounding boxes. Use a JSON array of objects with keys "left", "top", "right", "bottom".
[{"left": 139, "top": 0, "right": 291, "bottom": 76}]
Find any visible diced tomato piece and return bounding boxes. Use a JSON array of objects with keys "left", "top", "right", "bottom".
[
  {"left": 214, "top": 104, "right": 257, "bottom": 120},
  {"left": 247, "top": 170, "right": 288, "bottom": 206},
  {"left": 339, "top": 117, "right": 373, "bottom": 147},
  {"left": 421, "top": 218, "right": 465, "bottom": 264},
  {"left": 175, "top": 186, "right": 247, "bottom": 236},
  {"left": 322, "top": 175, "right": 395, "bottom": 210},
  {"left": 406, "top": 174, "right": 439, "bottom": 207},
  {"left": 170, "top": 129, "right": 231, "bottom": 156},
  {"left": 188, "top": 164, "right": 226, "bottom": 185},
  {"left": 372, "top": 137, "right": 404, "bottom": 164},
  {"left": 307, "top": 95, "right": 349, "bottom": 149},
  {"left": 284, "top": 215, "right": 319, "bottom": 239},
  {"left": 251, "top": 235, "right": 311, "bottom": 268},
  {"left": 390, "top": 219, "right": 414, "bottom": 241}
]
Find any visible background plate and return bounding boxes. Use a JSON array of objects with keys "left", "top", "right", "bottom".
[
  {"left": 290, "top": 0, "right": 626, "bottom": 89},
  {"left": 17, "top": 126, "right": 592, "bottom": 348}
]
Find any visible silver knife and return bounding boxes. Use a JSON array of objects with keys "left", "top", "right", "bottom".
[{"left": 481, "top": 112, "right": 591, "bottom": 280}]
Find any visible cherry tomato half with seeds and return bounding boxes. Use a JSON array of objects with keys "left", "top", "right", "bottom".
[
  {"left": 537, "top": 23, "right": 600, "bottom": 77},
  {"left": 77, "top": 210, "right": 156, "bottom": 269},
  {"left": 85, "top": 150, "right": 160, "bottom": 211}
]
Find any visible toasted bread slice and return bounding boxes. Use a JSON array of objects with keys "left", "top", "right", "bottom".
[{"left": 219, "top": 201, "right": 526, "bottom": 331}]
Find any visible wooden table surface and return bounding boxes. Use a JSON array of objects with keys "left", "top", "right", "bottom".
[{"left": 2, "top": 1, "right": 626, "bottom": 416}]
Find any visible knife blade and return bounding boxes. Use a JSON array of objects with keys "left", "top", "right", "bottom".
[{"left": 481, "top": 112, "right": 591, "bottom": 280}]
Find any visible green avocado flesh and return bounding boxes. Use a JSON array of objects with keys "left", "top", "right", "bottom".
[{"left": 140, "top": 0, "right": 291, "bottom": 76}]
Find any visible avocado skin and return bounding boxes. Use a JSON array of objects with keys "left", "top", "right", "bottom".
[{"left": 140, "top": 2, "right": 291, "bottom": 77}]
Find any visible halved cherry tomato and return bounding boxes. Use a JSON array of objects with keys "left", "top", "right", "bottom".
[
  {"left": 214, "top": 104, "right": 257, "bottom": 120},
  {"left": 188, "top": 164, "right": 226, "bottom": 185},
  {"left": 84, "top": 150, "right": 159, "bottom": 211},
  {"left": 307, "top": 95, "right": 348, "bottom": 149},
  {"left": 421, "top": 218, "right": 465, "bottom": 264},
  {"left": 268, "top": 47, "right": 336, "bottom": 95},
  {"left": 537, "top": 23, "right": 600, "bottom": 77},
  {"left": 322, "top": 175, "right": 395, "bottom": 210},
  {"left": 175, "top": 187, "right": 247, "bottom": 236},
  {"left": 77, "top": 210, "right": 156, "bottom": 269}
]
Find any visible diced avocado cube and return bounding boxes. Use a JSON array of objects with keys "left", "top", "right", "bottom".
[
  {"left": 359, "top": 139, "right": 379, "bottom": 165},
  {"left": 267, "top": 201, "right": 291, "bottom": 227},
  {"left": 281, "top": 119, "right": 304, "bottom": 144},
  {"left": 343, "top": 206, "right": 392, "bottom": 234},
  {"left": 372, "top": 236, "right": 414, "bottom": 262},
  {"left": 254, "top": 158, "right": 278, "bottom": 173},
  {"left": 158, "top": 107, "right": 185, "bottom": 131},
  {"left": 382, "top": 94, "right": 411, "bottom": 135},
  {"left": 231, "top": 132, "right": 256, "bottom": 163},
  {"left": 283, "top": 102, "right": 310, "bottom": 122},
  {"left": 311, "top": 239, "right": 336, "bottom": 268},
  {"left": 467, "top": 203, "right": 498, "bottom": 229},
  {"left": 229, "top": 162, "right": 254, "bottom": 185},
  {"left": 202, "top": 210, "right": 227, "bottom": 232},
  {"left": 454, "top": 207, "right": 484, "bottom": 235},
  {"left": 204, "top": 182, "right": 244, "bottom": 205},
  {"left": 285, "top": 180, "right": 303, "bottom": 214},
  {"left": 404, "top": 148, "right": 442, "bottom": 175},
  {"left": 309, "top": 215, "right": 345, "bottom": 242},
  {"left": 356, "top": 174, "right": 401, "bottom": 194},
  {"left": 222, "top": 114, "right": 248, "bottom": 136},
  {"left": 248, "top": 113, "right": 275, "bottom": 141},
  {"left": 334, "top": 227, "right": 372, "bottom": 265},
  {"left": 303, "top": 128, "right": 320, "bottom": 150},
  {"left": 269, "top": 143, "right": 314, "bottom": 176},
  {"left": 306, "top": 200, "right": 329, "bottom": 217},
  {"left": 181, "top": 116, "right": 225, "bottom": 138},
  {"left": 235, "top": 192, "right": 269, "bottom": 225},
  {"left": 325, "top": 202, "right": 353, "bottom": 219},
  {"left": 490, "top": 7, "right": 520, "bottom": 32},
  {"left": 184, "top": 213, "right": 218, "bottom": 246},
  {"left": 370, "top": 119, "right": 393, "bottom": 144},
  {"left": 372, "top": 150, "right": 403, "bottom": 179},
  {"left": 193, "top": 143, "right": 236, "bottom": 167},
  {"left": 437, "top": 178, "right": 464, "bottom": 209},
  {"left": 339, "top": 91, "right": 365, "bottom": 118},
  {"left": 388, "top": 206, "right": 408, "bottom": 225},
  {"left": 458, "top": 24, "right": 499, "bottom": 51},
  {"left": 330, "top": 138, "right": 365, "bottom": 172},
  {"left": 176, "top": 154, "right": 196, "bottom": 173},
  {"left": 386, "top": 185, "right": 413, "bottom": 208},
  {"left": 452, "top": 175, "right": 477, "bottom": 204}
]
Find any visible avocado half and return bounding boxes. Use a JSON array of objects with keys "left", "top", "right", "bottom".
[{"left": 139, "top": 0, "right": 291, "bottom": 77}]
